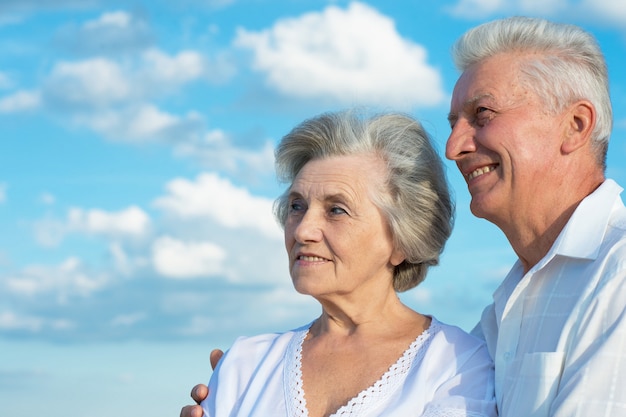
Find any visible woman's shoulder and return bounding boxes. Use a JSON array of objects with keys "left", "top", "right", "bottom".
[
  {"left": 428, "top": 317, "right": 490, "bottom": 356},
  {"left": 225, "top": 322, "right": 311, "bottom": 359},
  {"left": 423, "top": 319, "right": 494, "bottom": 389}
]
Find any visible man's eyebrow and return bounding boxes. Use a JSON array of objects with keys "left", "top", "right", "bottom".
[
  {"left": 448, "top": 93, "right": 495, "bottom": 125},
  {"left": 447, "top": 112, "right": 458, "bottom": 126}
]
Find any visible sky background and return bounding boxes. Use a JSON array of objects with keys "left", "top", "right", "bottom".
[{"left": 1, "top": 0, "right": 625, "bottom": 416}]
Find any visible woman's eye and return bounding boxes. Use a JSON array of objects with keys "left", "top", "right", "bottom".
[
  {"left": 289, "top": 201, "right": 304, "bottom": 212},
  {"left": 330, "top": 206, "right": 347, "bottom": 215}
]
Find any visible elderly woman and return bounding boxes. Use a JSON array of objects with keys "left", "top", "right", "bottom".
[{"left": 199, "top": 111, "right": 496, "bottom": 417}]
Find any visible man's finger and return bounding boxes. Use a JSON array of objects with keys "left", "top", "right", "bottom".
[
  {"left": 210, "top": 349, "right": 224, "bottom": 370},
  {"left": 180, "top": 405, "right": 203, "bottom": 417},
  {"left": 191, "top": 384, "right": 209, "bottom": 403}
]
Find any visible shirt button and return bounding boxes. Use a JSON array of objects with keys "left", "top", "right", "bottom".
[{"left": 503, "top": 352, "right": 511, "bottom": 360}]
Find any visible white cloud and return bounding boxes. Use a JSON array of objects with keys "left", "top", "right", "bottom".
[
  {"left": 34, "top": 205, "right": 151, "bottom": 247},
  {"left": 234, "top": 2, "right": 445, "bottom": 108},
  {"left": 173, "top": 129, "right": 275, "bottom": 175},
  {"left": 153, "top": 172, "right": 282, "bottom": 239},
  {"left": 40, "top": 192, "right": 56, "bottom": 205},
  {"left": 54, "top": 10, "right": 154, "bottom": 56},
  {"left": 0, "top": 0, "right": 97, "bottom": 14},
  {"left": 84, "top": 104, "right": 204, "bottom": 143},
  {"left": 35, "top": 48, "right": 212, "bottom": 144},
  {"left": 0, "top": 71, "right": 12, "bottom": 89},
  {"left": 108, "top": 242, "right": 140, "bottom": 276},
  {"left": 5, "top": 257, "right": 108, "bottom": 301},
  {"left": 110, "top": 312, "right": 147, "bottom": 327},
  {"left": 177, "top": 287, "right": 319, "bottom": 337},
  {"left": 45, "top": 58, "right": 131, "bottom": 108},
  {"left": 0, "top": 310, "right": 74, "bottom": 332},
  {"left": 151, "top": 236, "right": 227, "bottom": 279},
  {"left": 0, "top": 90, "right": 41, "bottom": 113},
  {"left": 178, "top": 315, "right": 217, "bottom": 336},
  {"left": 67, "top": 205, "right": 151, "bottom": 238},
  {"left": 254, "top": 287, "right": 319, "bottom": 323},
  {"left": 34, "top": 217, "right": 66, "bottom": 247},
  {"left": 519, "top": 0, "right": 569, "bottom": 14},
  {"left": 84, "top": 10, "right": 132, "bottom": 30},
  {"left": 447, "top": 0, "right": 569, "bottom": 17},
  {"left": 401, "top": 286, "right": 432, "bottom": 305},
  {"left": 43, "top": 50, "right": 207, "bottom": 111},
  {"left": 125, "top": 105, "right": 194, "bottom": 139},
  {"left": 141, "top": 49, "right": 205, "bottom": 85},
  {"left": 0, "top": 311, "right": 43, "bottom": 331},
  {"left": 581, "top": 0, "right": 626, "bottom": 24},
  {"left": 447, "top": 0, "right": 507, "bottom": 17},
  {"left": 447, "top": 0, "right": 626, "bottom": 25}
]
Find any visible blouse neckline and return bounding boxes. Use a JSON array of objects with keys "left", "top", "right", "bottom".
[{"left": 284, "top": 318, "right": 439, "bottom": 417}]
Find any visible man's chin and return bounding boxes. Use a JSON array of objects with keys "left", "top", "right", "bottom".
[{"left": 469, "top": 199, "right": 496, "bottom": 222}]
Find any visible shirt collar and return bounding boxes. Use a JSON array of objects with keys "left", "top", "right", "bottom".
[
  {"left": 550, "top": 178, "right": 623, "bottom": 260},
  {"left": 492, "top": 179, "right": 623, "bottom": 307}
]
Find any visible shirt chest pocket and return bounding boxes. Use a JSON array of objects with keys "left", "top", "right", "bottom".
[{"left": 503, "top": 352, "right": 565, "bottom": 417}]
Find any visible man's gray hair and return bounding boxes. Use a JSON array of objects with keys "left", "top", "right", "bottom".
[{"left": 452, "top": 16, "right": 612, "bottom": 167}]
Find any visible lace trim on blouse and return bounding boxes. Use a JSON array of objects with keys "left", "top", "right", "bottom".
[{"left": 284, "top": 320, "right": 441, "bottom": 417}]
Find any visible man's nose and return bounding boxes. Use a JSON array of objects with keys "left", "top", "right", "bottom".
[{"left": 445, "top": 118, "right": 477, "bottom": 161}]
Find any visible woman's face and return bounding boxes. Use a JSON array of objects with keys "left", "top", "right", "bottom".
[{"left": 284, "top": 153, "right": 405, "bottom": 303}]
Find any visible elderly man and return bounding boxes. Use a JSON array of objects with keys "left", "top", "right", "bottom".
[
  {"left": 181, "top": 16, "right": 626, "bottom": 417},
  {"left": 444, "top": 16, "right": 626, "bottom": 416}
]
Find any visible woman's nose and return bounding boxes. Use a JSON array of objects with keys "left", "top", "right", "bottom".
[{"left": 292, "top": 210, "right": 323, "bottom": 243}]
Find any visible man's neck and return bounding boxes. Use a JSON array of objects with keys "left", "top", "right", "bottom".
[{"left": 506, "top": 175, "right": 605, "bottom": 273}]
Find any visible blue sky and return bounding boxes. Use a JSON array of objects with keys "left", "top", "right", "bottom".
[{"left": 1, "top": 0, "right": 625, "bottom": 415}]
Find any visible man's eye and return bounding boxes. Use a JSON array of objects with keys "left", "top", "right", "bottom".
[
  {"left": 475, "top": 107, "right": 494, "bottom": 126},
  {"left": 289, "top": 202, "right": 304, "bottom": 212}
]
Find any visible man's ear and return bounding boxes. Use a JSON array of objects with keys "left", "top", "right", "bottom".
[{"left": 561, "top": 100, "right": 595, "bottom": 154}]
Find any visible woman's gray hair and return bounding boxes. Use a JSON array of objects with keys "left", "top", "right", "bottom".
[
  {"left": 273, "top": 110, "right": 454, "bottom": 292},
  {"left": 452, "top": 16, "right": 612, "bottom": 168}
]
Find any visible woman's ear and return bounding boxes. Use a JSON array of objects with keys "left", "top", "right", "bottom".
[
  {"left": 390, "top": 248, "right": 406, "bottom": 267},
  {"left": 561, "top": 100, "right": 595, "bottom": 154}
]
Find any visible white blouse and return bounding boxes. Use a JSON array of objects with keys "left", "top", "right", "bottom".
[{"left": 201, "top": 317, "right": 496, "bottom": 417}]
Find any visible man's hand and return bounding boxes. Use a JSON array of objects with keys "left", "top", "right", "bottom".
[
  {"left": 179, "top": 349, "right": 224, "bottom": 417},
  {"left": 180, "top": 385, "right": 208, "bottom": 417}
]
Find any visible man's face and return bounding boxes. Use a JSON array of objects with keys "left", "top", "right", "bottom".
[{"left": 445, "top": 52, "right": 568, "bottom": 228}]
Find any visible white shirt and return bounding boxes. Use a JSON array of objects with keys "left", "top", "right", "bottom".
[
  {"left": 474, "top": 179, "right": 626, "bottom": 417},
  {"left": 202, "top": 317, "right": 496, "bottom": 417}
]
